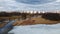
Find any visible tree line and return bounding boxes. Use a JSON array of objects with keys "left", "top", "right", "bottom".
[
  {"left": 0, "top": 12, "right": 60, "bottom": 21},
  {"left": 42, "top": 13, "right": 60, "bottom": 21}
]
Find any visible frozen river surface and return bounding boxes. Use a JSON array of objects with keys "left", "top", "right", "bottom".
[{"left": 9, "top": 23, "right": 60, "bottom": 34}]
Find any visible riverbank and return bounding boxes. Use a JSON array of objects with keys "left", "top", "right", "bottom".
[{"left": 13, "top": 16, "right": 60, "bottom": 26}]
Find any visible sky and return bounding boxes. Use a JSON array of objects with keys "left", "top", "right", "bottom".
[
  {"left": 9, "top": 24, "right": 60, "bottom": 34},
  {"left": 0, "top": 0, "right": 60, "bottom": 11}
]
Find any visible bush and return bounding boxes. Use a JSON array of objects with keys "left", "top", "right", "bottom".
[{"left": 42, "top": 13, "right": 60, "bottom": 21}]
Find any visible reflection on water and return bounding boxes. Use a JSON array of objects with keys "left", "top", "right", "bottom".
[{"left": 0, "top": 20, "right": 16, "bottom": 34}]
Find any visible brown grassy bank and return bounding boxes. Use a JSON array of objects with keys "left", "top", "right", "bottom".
[
  {"left": 0, "top": 16, "right": 60, "bottom": 28},
  {"left": 13, "top": 17, "right": 60, "bottom": 26}
]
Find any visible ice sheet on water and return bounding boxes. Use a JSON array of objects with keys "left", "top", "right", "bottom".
[{"left": 8, "top": 23, "right": 60, "bottom": 34}]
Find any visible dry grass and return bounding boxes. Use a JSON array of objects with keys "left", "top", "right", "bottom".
[
  {"left": 0, "top": 16, "right": 21, "bottom": 20},
  {"left": 31, "top": 17, "right": 60, "bottom": 24},
  {"left": 0, "top": 16, "right": 60, "bottom": 27},
  {"left": 0, "top": 16, "right": 21, "bottom": 28},
  {"left": 13, "top": 17, "right": 60, "bottom": 26},
  {"left": 0, "top": 22, "right": 8, "bottom": 28}
]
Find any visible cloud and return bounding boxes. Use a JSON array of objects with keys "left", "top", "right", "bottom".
[
  {"left": 0, "top": 0, "right": 60, "bottom": 11},
  {"left": 15, "top": 0, "right": 56, "bottom": 5}
]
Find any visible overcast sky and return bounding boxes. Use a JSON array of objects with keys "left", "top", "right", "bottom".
[{"left": 0, "top": 0, "right": 60, "bottom": 11}]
